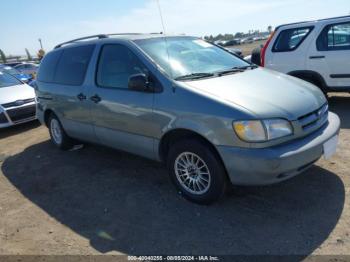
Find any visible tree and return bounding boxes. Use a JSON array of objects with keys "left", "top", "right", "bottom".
[
  {"left": 25, "top": 48, "right": 32, "bottom": 61},
  {"left": 0, "top": 49, "right": 6, "bottom": 63},
  {"left": 234, "top": 32, "right": 244, "bottom": 38},
  {"left": 267, "top": 25, "right": 273, "bottom": 34}
]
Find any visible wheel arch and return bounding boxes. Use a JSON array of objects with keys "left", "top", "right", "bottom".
[
  {"left": 288, "top": 70, "right": 328, "bottom": 91},
  {"left": 158, "top": 128, "right": 224, "bottom": 166},
  {"left": 43, "top": 109, "right": 55, "bottom": 127}
]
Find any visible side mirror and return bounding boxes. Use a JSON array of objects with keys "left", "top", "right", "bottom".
[{"left": 128, "top": 73, "right": 149, "bottom": 92}]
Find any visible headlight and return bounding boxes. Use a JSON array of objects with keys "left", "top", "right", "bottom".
[
  {"left": 233, "top": 119, "right": 292, "bottom": 142},
  {"left": 263, "top": 119, "right": 293, "bottom": 140},
  {"left": 233, "top": 120, "right": 266, "bottom": 142}
]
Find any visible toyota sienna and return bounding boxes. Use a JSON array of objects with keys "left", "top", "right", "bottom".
[{"left": 35, "top": 34, "right": 340, "bottom": 204}]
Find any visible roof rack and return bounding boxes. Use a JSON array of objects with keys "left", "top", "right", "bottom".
[
  {"left": 54, "top": 32, "right": 163, "bottom": 49},
  {"left": 108, "top": 32, "right": 162, "bottom": 36},
  {"left": 54, "top": 34, "right": 108, "bottom": 49}
]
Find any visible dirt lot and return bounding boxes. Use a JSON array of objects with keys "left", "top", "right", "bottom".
[{"left": 0, "top": 94, "right": 349, "bottom": 257}]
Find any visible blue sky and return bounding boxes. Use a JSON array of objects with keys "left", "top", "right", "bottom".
[{"left": 1, "top": 0, "right": 349, "bottom": 55}]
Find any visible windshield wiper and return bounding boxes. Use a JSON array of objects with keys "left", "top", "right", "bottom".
[
  {"left": 217, "top": 65, "right": 258, "bottom": 76},
  {"left": 216, "top": 67, "right": 243, "bottom": 76},
  {"left": 174, "top": 72, "right": 215, "bottom": 81},
  {"left": 239, "top": 64, "right": 258, "bottom": 70}
]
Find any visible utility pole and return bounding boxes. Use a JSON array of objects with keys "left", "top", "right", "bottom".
[{"left": 38, "top": 38, "right": 43, "bottom": 49}]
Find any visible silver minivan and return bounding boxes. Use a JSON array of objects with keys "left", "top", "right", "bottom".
[{"left": 35, "top": 34, "right": 340, "bottom": 204}]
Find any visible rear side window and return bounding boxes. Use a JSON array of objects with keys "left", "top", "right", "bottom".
[
  {"left": 272, "top": 27, "right": 313, "bottom": 52},
  {"left": 317, "top": 22, "right": 350, "bottom": 51},
  {"left": 37, "top": 50, "right": 62, "bottom": 82},
  {"left": 54, "top": 45, "right": 95, "bottom": 85}
]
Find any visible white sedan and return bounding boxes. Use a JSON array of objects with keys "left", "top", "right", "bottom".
[{"left": 0, "top": 72, "right": 36, "bottom": 128}]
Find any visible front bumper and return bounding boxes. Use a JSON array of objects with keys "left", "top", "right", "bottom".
[
  {"left": 0, "top": 103, "right": 37, "bottom": 129},
  {"left": 217, "top": 112, "right": 340, "bottom": 185}
]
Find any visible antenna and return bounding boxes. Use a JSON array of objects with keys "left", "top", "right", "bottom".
[
  {"left": 156, "top": 0, "right": 166, "bottom": 34},
  {"left": 156, "top": 0, "right": 174, "bottom": 84}
]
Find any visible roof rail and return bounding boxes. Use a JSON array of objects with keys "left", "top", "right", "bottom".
[
  {"left": 54, "top": 34, "right": 108, "bottom": 49},
  {"left": 275, "top": 15, "right": 350, "bottom": 30},
  {"left": 108, "top": 33, "right": 145, "bottom": 36},
  {"left": 317, "top": 15, "right": 350, "bottom": 22},
  {"left": 107, "top": 32, "right": 162, "bottom": 36},
  {"left": 54, "top": 32, "right": 164, "bottom": 49}
]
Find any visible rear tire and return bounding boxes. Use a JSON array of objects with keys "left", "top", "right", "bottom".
[
  {"left": 48, "top": 114, "right": 75, "bottom": 150},
  {"left": 167, "top": 139, "right": 228, "bottom": 204}
]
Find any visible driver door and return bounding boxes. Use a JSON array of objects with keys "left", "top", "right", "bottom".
[{"left": 89, "top": 44, "right": 156, "bottom": 159}]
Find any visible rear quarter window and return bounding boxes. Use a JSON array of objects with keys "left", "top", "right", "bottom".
[
  {"left": 37, "top": 50, "right": 62, "bottom": 82},
  {"left": 53, "top": 45, "right": 95, "bottom": 86},
  {"left": 272, "top": 26, "right": 313, "bottom": 52},
  {"left": 317, "top": 21, "right": 350, "bottom": 51}
]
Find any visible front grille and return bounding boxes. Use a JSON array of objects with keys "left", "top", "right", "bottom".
[
  {"left": 6, "top": 105, "right": 36, "bottom": 123},
  {"left": 298, "top": 103, "right": 328, "bottom": 131},
  {"left": 0, "top": 112, "right": 8, "bottom": 124},
  {"left": 2, "top": 98, "right": 35, "bottom": 108}
]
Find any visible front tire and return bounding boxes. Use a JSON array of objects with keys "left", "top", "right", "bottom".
[
  {"left": 251, "top": 47, "right": 262, "bottom": 66},
  {"left": 48, "top": 114, "right": 75, "bottom": 150},
  {"left": 167, "top": 139, "right": 228, "bottom": 204}
]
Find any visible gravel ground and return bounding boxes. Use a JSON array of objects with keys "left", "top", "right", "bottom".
[{"left": 0, "top": 93, "right": 349, "bottom": 258}]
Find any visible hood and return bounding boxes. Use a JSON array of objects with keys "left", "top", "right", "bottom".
[
  {"left": 0, "top": 84, "right": 35, "bottom": 105},
  {"left": 182, "top": 68, "right": 327, "bottom": 120}
]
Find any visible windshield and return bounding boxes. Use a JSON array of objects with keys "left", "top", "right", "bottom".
[
  {"left": 0, "top": 72, "right": 22, "bottom": 88},
  {"left": 1, "top": 66, "right": 21, "bottom": 75},
  {"left": 134, "top": 37, "right": 250, "bottom": 79}
]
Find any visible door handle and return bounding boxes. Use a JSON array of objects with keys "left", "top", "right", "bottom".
[
  {"left": 90, "top": 94, "right": 101, "bottom": 103},
  {"left": 309, "top": 55, "right": 325, "bottom": 59},
  {"left": 77, "top": 93, "right": 86, "bottom": 101}
]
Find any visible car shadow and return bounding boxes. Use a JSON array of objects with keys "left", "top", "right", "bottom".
[
  {"left": 328, "top": 95, "right": 350, "bottom": 129},
  {"left": 0, "top": 120, "right": 41, "bottom": 140},
  {"left": 1, "top": 141, "right": 345, "bottom": 256}
]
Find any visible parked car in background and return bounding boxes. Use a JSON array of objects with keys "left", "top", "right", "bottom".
[
  {"left": 211, "top": 42, "right": 243, "bottom": 57},
  {"left": 0, "top": 71, "right": 36, "bottom": 128},
  {"left": 256, "top": 15, "right": 350, "bottom": 93},
  {"left": 35, "top": 34, "right": 340, "bottom": 204},
  {"left": 215, "top": 40, "right": 228, "bottom": 46},
  {"left": 0, "top": 65, "right": 33, "bottom": 83},
  {"left": 225, "top": 47, "right": 243, "bottom": 57},
  {"left": 240, "top": 37, "right": 254, "bottom": 44},
  {"left": 221, "top": 39, "right": 241, "bottom": 46},
  {"left": 14, "top": 62, "right": 39, "bottom": 79},
  {"left": 4, "top": 62, "right": 23, "bottom": 67}
]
